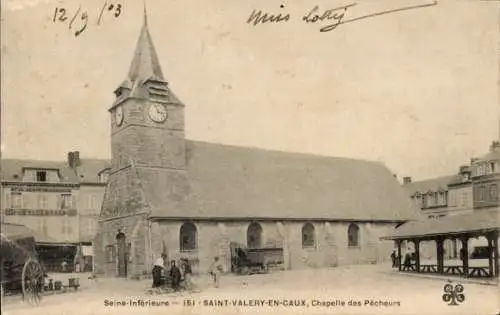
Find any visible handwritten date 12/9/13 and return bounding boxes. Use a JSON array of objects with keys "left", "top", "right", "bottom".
[{"left": 53, "top": 2, "right": 122, "bottom": 37}]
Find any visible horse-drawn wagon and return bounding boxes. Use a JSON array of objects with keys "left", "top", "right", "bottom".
[
  {"left": 230, "top": 243, "right": 284, "bottom": 275},
  {"left": 1, "top": 222, "right": 45, "bottom": 303}
]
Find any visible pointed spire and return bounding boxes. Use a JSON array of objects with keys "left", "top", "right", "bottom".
[{"left": 126, "top": 5, "right": 164, "bottom": 83}]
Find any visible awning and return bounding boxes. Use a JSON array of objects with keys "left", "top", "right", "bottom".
[
  {"left": 381, "top": 209, "right": 500, "bottom": 240},
  {"left": 0, "top": 222, "right": 36, "bottom": 242},
  {"left": 82, "top": 245, "right": 93, "bottom": 256}
]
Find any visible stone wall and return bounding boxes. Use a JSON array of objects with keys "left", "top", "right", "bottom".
[
  {"left": 95, "top": 218, "right": 397, "bottom": 277},
  {"left": 145, "top": 219, "right": 397, "bottom": 274},
  {"left": 93, "top": 214, "right": 148, "bottom": 277}
]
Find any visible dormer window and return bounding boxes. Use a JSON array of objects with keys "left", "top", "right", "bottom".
[
  {"left": 98, "top": 169, "right": 110, "bottom": 183},
  {"left": 36, "top": 171, "right": 47, "bottom": 182},
  {"left": 114, "top": 80, "right": 132, "bottom": 99},
  {"left": 100, "top": 173, "right": 109, "bottom": 183},
  {"left": 461, "top": 173, "right": 470, "bottom": 182}
]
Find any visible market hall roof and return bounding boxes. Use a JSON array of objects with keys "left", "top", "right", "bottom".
[
  {"left": 139, "top": 140, "right": 422, "bottom": 221},
  {"left": 380, "top": 209, "right": 500, "bottom": 240}
]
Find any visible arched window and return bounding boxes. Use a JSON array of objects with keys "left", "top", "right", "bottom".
[
  {"left": 347, "top": 223, "right": 360, "bottom": 247},
  {"left": 247, "top": 222, "right": 263, "bottom": 249},
  {"left": 180, "top": 222, "right": 197, "bottom": 251},
  {"left": 302, "top": 223, "right": 315, "bottom": 248}
]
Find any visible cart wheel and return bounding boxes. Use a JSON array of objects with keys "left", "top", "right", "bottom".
[{"left": 22, "top": 258, "right": 43, "bottom": 304}]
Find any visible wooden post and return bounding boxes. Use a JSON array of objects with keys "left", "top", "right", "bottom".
[
  {"left": 487, "top": 234, "right": 494, "bottom": 277},
  {"left": 414, "top": 240, "right": 420, "bottom": 273},
  {"left": 494, "top": 233, "right": 499, "bottom": 277},
  {"left": 397, "top": 240, "right": 402, "bottom": 272},
  {"left": 436, "top": 238, "right": 444, "bottom": 274},
  {"left": 461, "top": 237, "right": 469, "bottom": 277}
]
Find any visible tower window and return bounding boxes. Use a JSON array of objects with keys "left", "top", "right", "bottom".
[
  {"left": 105, "top": 245, "right": 116, "bottom": 263},
  {"left": 36, "top": 171, "right": 47, "bottom": 182}
]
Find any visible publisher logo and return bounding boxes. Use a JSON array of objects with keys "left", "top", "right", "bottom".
[{"left": 442, "top": 284, "right": 465, "bottom": 306}]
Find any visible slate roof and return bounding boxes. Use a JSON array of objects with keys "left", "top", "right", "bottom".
[
  {"left": 112, "top": 14, "right": 183, "bottom": 108},
  {"left": 127, "top": 12, "right": 164, "bottom": 83},
  {"left": 403, "top": 175, "right": 456, "bottom": 196},
  {"left": 0, "top": 159, "right": 110, "bottom": 185},
  {"left": 381, "top": 209, "right": 500, "bottom": 240},
  {"left": 75, "top": 160, "right": 111, "bottom": 184},
  {"left": 140, "top": 140, "right": 421, "bottom": 221},
  {"left": 477, "top": 149, "right": 500, "bottom": 162}
]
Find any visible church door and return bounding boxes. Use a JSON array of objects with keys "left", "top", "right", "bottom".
[{"left": 116, "top": 232, "right": 127, "bottom": 277}]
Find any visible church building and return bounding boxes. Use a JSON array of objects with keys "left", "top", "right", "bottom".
[{"left": 93, "top": 12, "right": 420, "bottom": 277}]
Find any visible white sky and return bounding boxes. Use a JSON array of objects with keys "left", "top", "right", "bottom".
[{"left": 1, "top": 0, "right": 499, "bottom": 181}]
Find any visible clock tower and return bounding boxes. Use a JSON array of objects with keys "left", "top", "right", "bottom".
[
  {"left": 101, "top": 10, "right": 187, "bottom": 220},
  {"left": 109, "top": 11, "right": 185, "bottom": 172}
]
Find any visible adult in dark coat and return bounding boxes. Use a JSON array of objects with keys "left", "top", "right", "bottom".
[
  {"left": 460, "top": 248, "right": 467, "bottom": 261},
  {"left": 182, "top": 258, "right": 193, "bottom": 290},
  {"left": 152, "top": 254, "right": 166, "bottom": 288},
  {"left": 170, "top": 260, "right": 182, "bottom": 291},
  {"left": 390, "top": 250, "right": 397, "bottom": 268}
]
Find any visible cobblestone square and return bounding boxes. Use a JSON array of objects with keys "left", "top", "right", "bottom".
[{"left": 2, "top": 265, "right": 498, "bottom": 315}]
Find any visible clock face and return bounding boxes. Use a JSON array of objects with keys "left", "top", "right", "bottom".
[
  {"left": 148, "top": 103, "right": 168, "bottom": 123},
  {"left": 115, "top": 106, "right": 124, "bottom": 126}
]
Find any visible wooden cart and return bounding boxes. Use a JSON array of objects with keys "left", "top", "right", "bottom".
[
  {"left": 230, "top": 243, "right": 284, "bottom": 275},
  {"left": 1, "top": 223, "right": 45, "bottom": 304}
]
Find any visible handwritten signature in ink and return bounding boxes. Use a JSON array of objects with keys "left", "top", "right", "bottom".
[
  {"left": 247, "top": 1, "right": 438, "bottom": 32},
  {"left": 52, "top": 1, "right": 122, "bottom": 37}
]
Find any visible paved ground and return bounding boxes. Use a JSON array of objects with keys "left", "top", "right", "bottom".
[{"left": 2, "top": 264, "right": 498, "bottom": 315}]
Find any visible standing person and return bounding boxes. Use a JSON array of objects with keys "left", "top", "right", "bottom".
[
  {"left": 152, "top": 254, "right": 166, "bottom": 288},
  {"left": 182, "top": 258, "right": 193, "bottom": 290},
  {"left": 210, "top": 257, "right": 223, "bottom": 288},
  {"left": 170, "top": 260, "right": 182, "bottom": 291},
  {"left": 403, "top": 252, "right": 412, "bottom": 269},
  {"left": 390, "top": 250, "right": 397, "bottom": 268},
  {"left": 459, "top": 247, "right": 467, "bottom": 262}
]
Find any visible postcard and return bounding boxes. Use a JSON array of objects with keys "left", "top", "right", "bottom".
[{"left": 1, "top": 0, "right": 499, "bottom": 314}]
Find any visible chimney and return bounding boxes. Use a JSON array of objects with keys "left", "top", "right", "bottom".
[
  {"left": 490, "top": 141, "right": 500, "bottom": 152},
  {"left": 67, "top": 151, "right": 81, "bottom": 168},
  {"left": 459, "top": 165, "right": 470, "bottom": 174},
  {"left": 403, "top": 176, "right": 412, "bottom": 184},
  {"left": 73, "top": 151, "right": 81, "bottom": 167},
  {"left": 67, "top": 152, "right": 74, "bottom": 168}
]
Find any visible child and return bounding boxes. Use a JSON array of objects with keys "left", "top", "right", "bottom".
[{"left": 210, "top": 257, "right": 223, "bottom": 288}]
